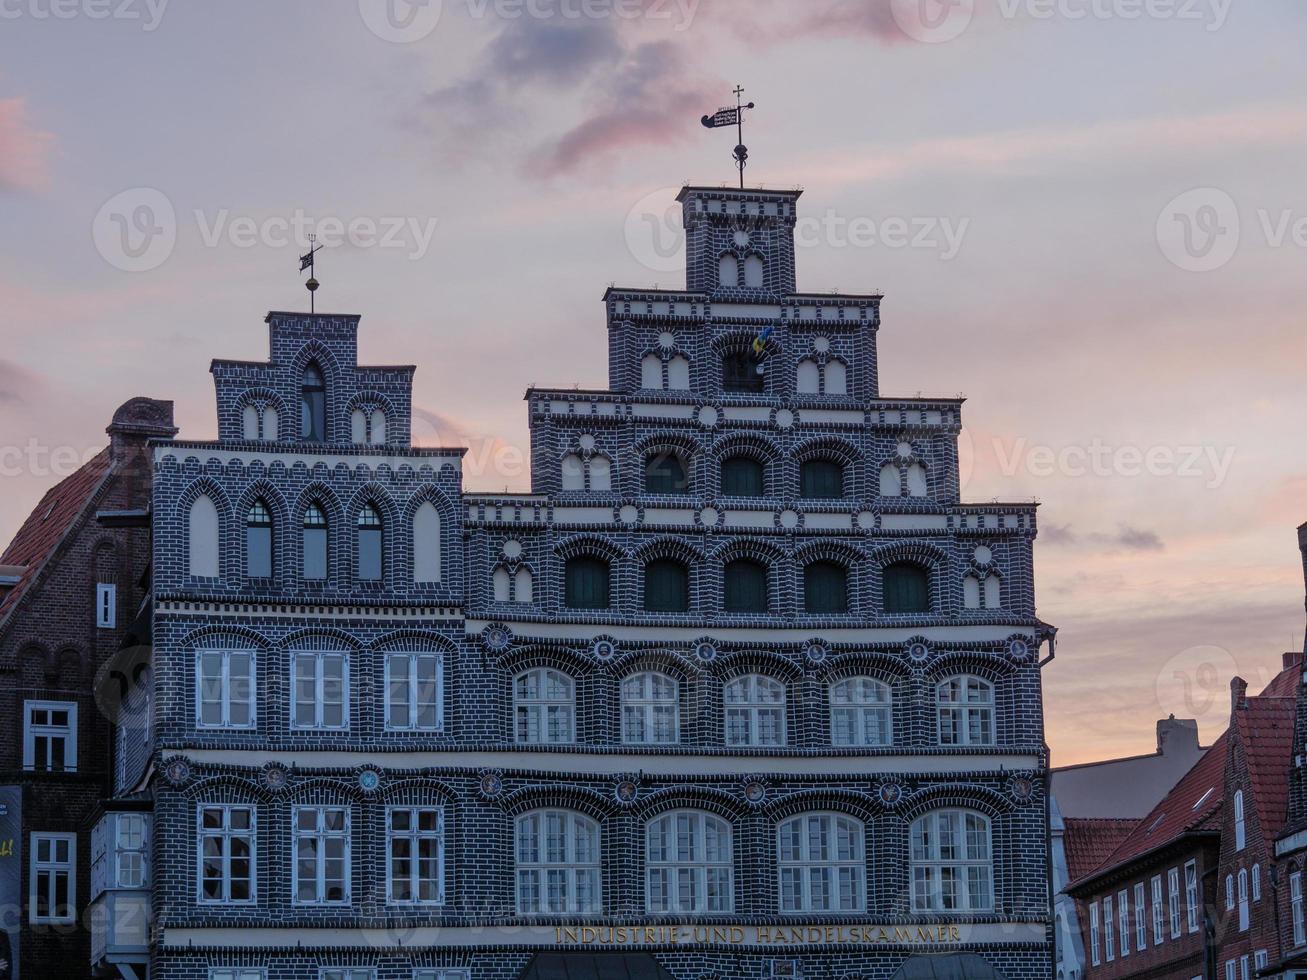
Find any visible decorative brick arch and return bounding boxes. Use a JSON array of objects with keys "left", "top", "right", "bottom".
[
  {"left": 500, "top": 785, "right": 616, "bottom": 821},
  {"left": 633, "top": 787, "right": 750, "bottom": 822},
  {"left": 763, "top": 790, "right": 879, "bottom": 824}
]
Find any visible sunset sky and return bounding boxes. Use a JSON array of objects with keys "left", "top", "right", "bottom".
[{"left": 2, "top": 0, "right": 1305, "bottom": 765}]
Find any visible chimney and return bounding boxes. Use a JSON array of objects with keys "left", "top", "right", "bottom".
[
  {"left": 1157, "top": 715, "right": 1199, "bottom": 754},
  {"left": 106, "top": 397, "right": 177, "bottom": 463},
  {"left": 1285, "top": 651, "right": 1304, "bottom": 670},
  {"left": 1231, "top": 676, "right": 1249, "bottom": 714}
]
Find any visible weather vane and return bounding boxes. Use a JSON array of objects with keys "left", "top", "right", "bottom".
[
  {"left": 299, "top": 234, "right": 323, "bottom": 314},
  {"left": 701, "top": 85, "right": 756, "bottom": 189}
]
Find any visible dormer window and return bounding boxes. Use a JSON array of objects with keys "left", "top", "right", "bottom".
[{"left": 301, "top": 363, "right": 326, "bottom": 442}]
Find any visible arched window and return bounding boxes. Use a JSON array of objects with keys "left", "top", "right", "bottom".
[
  {"left": 188, "top": 494, "right": 220, "bottom": 578},
  {"left": 723, "top": 675, "right": 785, "bottom": 746},
  {"left": 564, "top": 556, "right": 610, "bottom": 609},
  {"left": 1238, "top": 868, "right": 1249, "bottom": 930},
  {"left": 667, "top": 355, "right": 690, "bottom": 390},
  {"left": 242, "top": 404, "right": 259, "bottom": 440},
  {"left": 621, "top": 672, "right": 679, "bottom": 745},
  {"left": 561, "top": 454, "right": 585, "bottom": 491},
  {"left": 514, "top": 668, "right": 574, "bottom": 744},
  {"left": 965, "top": 574, "right": 1002, "bottom": 610},
  {"left": 800, "top": 459, "right": 844, "bottom": 499},
  {"left": 1234, "top": 790, "right": 1245, "bottom": 849},
  {"left": 356, "top": 504, "right": 383, "bottom": 581},
  {"left": 720, "top": 456, "right": 764, "bottom": 497},
  {"left": 589, "top": 456, "right": 612, "bottom": 492},
  {"left": 262, "top": 406, "right": 278, "bottom": 441},
  {"left": 1253, "top": 863, "right": 1262, "bottom": 902},
  {"left": 370, "top": 409, "right": 386, "bottom": 445},
  {"left": 797, "top": 359, "right": 848, "bottom": 396},
  {"left": 824, "top": 359, "right": 847, "bottom": 395},
  {"left": 723, "top": 559, "right": 768, "bottom": 613},
  {"left": 493, "top": 567, "right": 511, "bottom": 603},
  {"left": 718, "top": 254, "right": 739, "bottom": 289},
  {"left": 230, "top": 503, "right": 268, "bottom": 580},
  {"left": 879, "top": 463, "right": 903, "bottom": 497},
  {"left": 646, "top": 812, "right": 733, "bottom": 913},
  {"left": 778, "top": 814, "right": 865, "bottom": 912},
  {"left": 963, "top": 575, "right": 981, "bottom": 610},
  {"left": 911, "top": 810, "right": 993, "bottom": 912},
  {"left": 796, "top": 359, "right": 821, "bottom": 394},
  {"left": 644, "top": 559, "right": 689, "bottom": 613},
  {"left": 351, "top": 409, "right": 367, "bottom": 444},
  {"left": 301, "top": 363, "right": 326, "bottom": 442},
  {"left": 984, "top": 575, "right": 1001, "bottom": 609},
  {"left": 883, "top": 562, "right": 930, "bottom": 613},
  {"left": 804, "top": 561, "right": 849, "bottom": 614},
  {"left": 302, "top": 503, "right": 327, "bottom": 580},
  {"left": 743, "top": 254, "right": 765, "bottom": 288},
  {"left": 644, "top": 453, "right": 689, "bottom": 495},
  {"left": 830, "top": 677, "right": 892, "bottom": 746},
  {"left": 514, "top": 567, "right": 534, "bottom": 603},
  {"left": 722, "top": 351, "right": 763, "bottom": 393},
  {"left": 413, "top": 502, "right": 441, "bottom": 583},
  {"left": 907, "top": 462, "right": 929, "bottom": 496},
  {"left": 515, "top": 811, "right": 600, "bottom": 914},
  {"left": 641, "top": 354, "right": 663, "bottom": 389},
  {"left": 937, "top": 676, "right": 995, "bottom": 746}
]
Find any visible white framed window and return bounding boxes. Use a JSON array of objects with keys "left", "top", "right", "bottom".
[
  {"left": 198, "top": 805, "right": 255, "bottom": 903},
  {"left": 910, "top": 809, "right": 993, "bottom": 913},
  {"left": 514, "top": 668, "right": 575, "bottom": 744},
  {"left": 621, "top": 672, "right": 680, "bottom": 745},
  {"left": 29, "top": 832, "right": 75, "bottom": 924},
  {"left": 321, "top": 970, "right": 373, "bottom": 980},
  {"left": 293, "top": 805, "right": 350, "bottom": 904},
  {"left": 1255, "top": 951, "right": 1268, "bottom": 971},
  {"left": 23, "top": 700, "right": 77, "bottom": 772},
  {"left": 1225, "top": 960, "right": 1235, "bottom": 980},
  {"left": 1152, "top": 873, "right": 1164, "bottom": 944},
  {"left": 1238, "top": 868, "right": 1249, "bottom": 931},
  {"left": 96, "top": 582, "right": 116, "bottom": 628},
  {"left": 1234, "top": 789, "right": 1246, "bottom": 850},
  {"left": 384, "top": 652, "right": 443, "bottom": 732},
  {"left": 723, "top": 674, "right": 786, "bottom": 747},
  {"left": 210, "top": 971, "right": 265, "bottom": 980},
  {"left": 1253, "top": 863, "right": 1261, "bottom": 901},
  {"left": 777, "top": 813, "right": 865, "bottom": 913},
  {"left": 1089, "top": 901, "right": 1101, "bottom": 966},
  {"left": 1185, "top": 860, "right": 1199, "bottom": 932},
  {"left": 196, "top": 650, "right": 255, "bottom": 729},
  {"left": 1118, "top": 888, "right": 1129, "bottom": 957},
  {"left": 116, "top": 812, "right": 148, "bottom": 888},
  {"left": 515, "top": 810, "right": 601, "bottom": 914},
  {"left": 936, "top": 675, "right": 995, "bottom": 746},
  {"left": 1226, "top": 873, "right": 1234, "bottom": 910},
  {"left": 1169, "top": 866, "right": 1181, "bottom": 938},
  {"left": 1294, "top": 871, "right": 1306, "bottom": 946},
  {"left": 292, "top": 651, "right": 348, "bottom": 730},
  {"left": 830, "top": 676, "right": 891, "bottom": 746},
  {"left": 1241, "top": 954, "right": 1250, "bottom": 980},
  {"left": 1135, "top": 881, "right": 1147, "bottom": 950},
  {"left": 1104, "top": 893, "right": 1114, "bottom": 961},
  {"left": 414, "top": 972, "right": 471, "bottom": 980},
  {"left": 386, "top": 807, "right": 445, "bottom": 906},
  {"left": 646, "top": 810, "right": 733, "bottom": 914}
]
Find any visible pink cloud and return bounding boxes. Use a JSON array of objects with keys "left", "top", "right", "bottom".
[{"left": 0, "top": 98, "right": 54, "bottom": 193}]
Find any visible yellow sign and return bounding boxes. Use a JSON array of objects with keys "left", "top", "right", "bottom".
[{"left": 554, "top": 924, "right": 963, "bottom": 948}]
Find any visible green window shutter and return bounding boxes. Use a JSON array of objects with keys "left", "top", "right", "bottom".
[
  {"left": 565, "top": 557, "right": 610, "bottom": 609},
  {"left": 722, "top": 352, "right": 764, "bottom": 393},
  {"left": 801, "top": 459, "right": 845, "bottom": 499},
  {"left": 804, "top": 561, "right": 848, "bottom": 614},
  {"left": 724, "top": 560, "right": 768, "bottom": 613},
  {"left": 883, "top": 563, "right": 930, "bottom": 613},
  {"left": 644, "top": 560, "right": 689, "bottom": 612},
  {"left": 644, "top": 454, "right": 689, "bottom": 495},
  {"left": 720, "top": 457, "right": 764, "bottom": 497}
]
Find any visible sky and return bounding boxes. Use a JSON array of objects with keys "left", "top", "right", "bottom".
[{"left": 1, "top": 0, "right": 1305, "bottom": 765}]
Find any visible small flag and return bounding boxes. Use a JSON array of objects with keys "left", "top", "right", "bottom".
[
  {"left": 299, "top": 249, "right": 315, "bottom": 272},
  {"left": 752, "top": 325, "right": 774, "bottom": 358},
  {"left": 701, "top": 106, "right": 740, "bottom": 129}
]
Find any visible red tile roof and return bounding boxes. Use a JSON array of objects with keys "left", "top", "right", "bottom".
[
  {"left": 0, "top": 448, "right": 111, "bottom": 623},
  {"left": 1234, "top": 685, "right": 1297, "bottom": 842},
  {"left": 1064, "top": 818, "right": 1137, "bottom": 882}
]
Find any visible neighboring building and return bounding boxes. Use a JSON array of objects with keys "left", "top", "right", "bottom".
[
  {"left": 0, "top": 397, "right": 175, "bottom": 979},
  {"left": 1053, "top": 717, "right": 1208, "bottom": 979},
  {"left": 99, "top": 182, "right": 1057, "bottom": 979}
]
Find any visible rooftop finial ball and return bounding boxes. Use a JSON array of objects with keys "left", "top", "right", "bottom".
[{"left": 306, "top": 277, "right": 319, "bottom": 292}]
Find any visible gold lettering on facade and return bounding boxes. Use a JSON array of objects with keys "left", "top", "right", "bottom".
[{"left": 555, "top": 922, "right": 966, "bottom": 948}]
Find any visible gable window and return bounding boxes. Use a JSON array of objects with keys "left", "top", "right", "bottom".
[
  {"left": 356, "top": 505, "right": 383, "bottom": 581},
  {"left": 883, "top": 562, "right": 930, "bottom": 613},
  {"left": 723, "top": 558, "right": 768, "bottom": 613},
  {"left": 245, "top": 500, "right": 273, "bottom": 578},
  {"left": 302, "top": 503, "right": 328, "bottom": 580},
  {"left": 644, "top": 453, "right": 689, "bottom": 495},
  {"left": 188, "top": 494, "right": 220, "bottom": 578},
  {"left": 1234, "top": 789, "right": 1245, "bottom": 850},
  {"left": 384, "top": 652, "right": 442, "bottom": 732},
  {"left": 830, "top": 677, "right": 891, "bottom": 747},
  {"left": 804, "top": 561, "right": 849, "bottom": 614},
  {"left": 910, "top": 810, "right": 993, "bottom": 912},
  {"left": 644, "top": 559, "right": 689, "bottom": 613},
  {"left": 29, "top": 833, "right": 76, "bottom": 924},
  {"left": 721, "top": 351, "right": 763, "bottom": 393},
  {"left": 564, "top": 556, "right": 610, "bottom": 610},
  {"left": 777, "top": 813, "right": 865, "bottom": 912},
  {"left": 96, "top": 583, "right": 116, "bottom": 628},
  {"left": 292, "top": 651, "right": 348, "bottom": 730},
  {"left": 937, "top": 676, "right": 995, "bottom": 746},
  {"left": 720, "top": 456, "right": 764, "bottom": 497},
  {"left": 198, "top": 805, "right": 254, "bottom": 903},
  {"left": 514, "top": 668, "right": 574, "bottom": 744},
  {"left": 621, "top": 672, "right": 679, "bottom": 745},
  {"left": 23, "top": 701, "right": 77, "bottom": 772},
  {"left": 1238, "top": 868, "right": 1249, "bottom": 931},
  {"left": 1185, "top": 860, "right": 1199, "bottom": 931},
  {"left": 515, "top": 811, "right": 601, "bottom": 914},
  {"left": 293, "top": 805, "right": 350, "bottom": 904},
  {"left": 646, "top": 811, "right": 733, "bottom": 913},
  {"left": 1253, "top": 863, "right": 1261, "bottom": 901},
  {"left": 800, "top": 459, "right": 844, "bottom": 499},
  {"left": 197, "top": 650, "right": 255, "bottom": 729},
  {"left": 301, "top": 363, "right": 326, "bottom": 441},
  {"left": 413, "top": 501, "right": 442, "bottom": 583},
  {"left": 386, "top": 807, "right": 444, "bottom": 905},
  {"left": 723, "top": 674, "right": 785, "bottom": 747},
  {"left": 1226, "top": 873, "right": 1234, "bottom": 910},
  {"left": 1292, "top": 871, "right": 1304, "bottom": 946}
]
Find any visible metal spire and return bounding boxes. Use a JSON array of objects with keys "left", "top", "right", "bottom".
[
  {"left": 299, "top": 234, "right": 323, "bottom": 314},
  {"left": 701, "top": 86, "right": 756, "bottom": 189}
]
